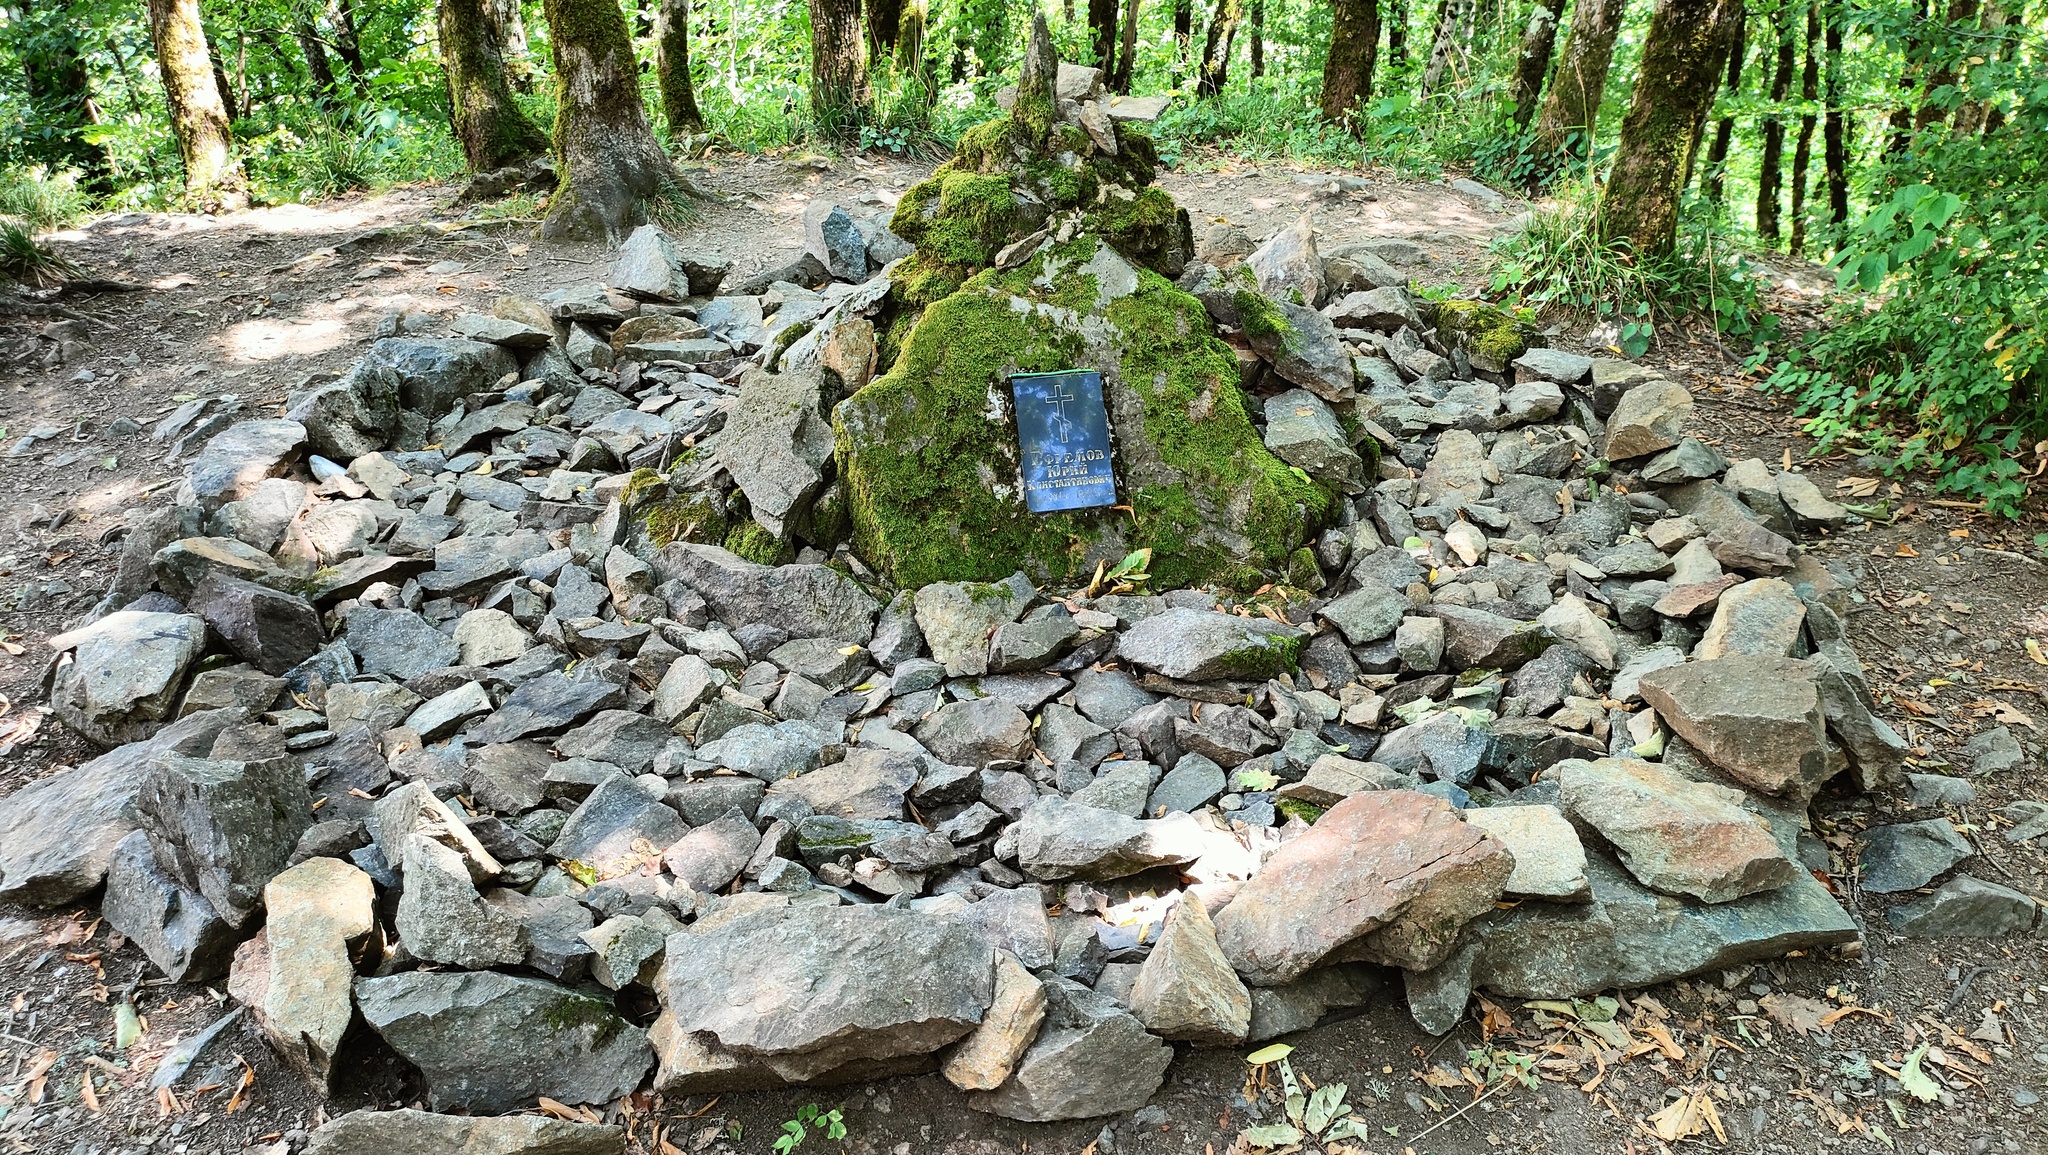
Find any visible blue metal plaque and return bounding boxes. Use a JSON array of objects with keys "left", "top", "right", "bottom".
[{"left": 1011, "top": 370, "right": 1117, "bottom": 513}]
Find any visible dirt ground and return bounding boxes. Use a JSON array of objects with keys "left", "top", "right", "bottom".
[{"left": 0, "top": 149, "right": 2044, "bottom": 1155}]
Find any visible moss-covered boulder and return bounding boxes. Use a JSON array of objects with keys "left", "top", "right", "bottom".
[
  {"left": 1430, "top": 299, "right": 1536, "bottom": 381},
  {"left": 835, "top": 238, "right": 1334, "bottom": 590}
]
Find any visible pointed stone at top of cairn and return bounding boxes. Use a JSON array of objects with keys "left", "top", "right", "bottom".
[{"left": 1017, "top": 10, "right": 1059, "bottom": 118}]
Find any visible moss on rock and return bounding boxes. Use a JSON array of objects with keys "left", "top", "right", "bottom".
[
  {"left": 723, "top": 519, "right": 794, "bottom": 566},
  {"left": 835, "top": 238, "right": 1333, "bottom": 591},
  {"left": 1433, "top": 299, "right": 1535, "bottom": 370}
]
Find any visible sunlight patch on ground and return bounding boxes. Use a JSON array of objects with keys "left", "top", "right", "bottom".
[{"left": 218, "top": 315, "right": 353, "bottom": 363}]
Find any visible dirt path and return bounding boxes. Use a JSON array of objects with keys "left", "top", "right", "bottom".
[{"left": 0, "top": 156, "right": 2043, "bottom": 1155}]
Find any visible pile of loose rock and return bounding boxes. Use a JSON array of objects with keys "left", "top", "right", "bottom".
[{"left": 2, "top": 23, "right": 2037, "bottom": 1152}]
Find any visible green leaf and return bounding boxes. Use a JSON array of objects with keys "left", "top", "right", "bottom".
[
  {"left": 1303, "top": 1083, "right": 1348, "bottom": 1134},
  {"left": 1246, "top": 1043, "right": 1295, "bottom": 1065},
  {"left": 1240, "top": 1124, "right": 1304, "bottom": 1148},
  {"left": 113, "top": 1002, "right": 143, "bottom": 1049},
  {"left": 1898, "top": 1043, "right": 1942, "bottom": 1102}
]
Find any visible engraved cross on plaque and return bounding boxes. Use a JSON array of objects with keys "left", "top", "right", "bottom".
[{"left": 1047, "top": 383, "right": 1076, "bottom": 443}]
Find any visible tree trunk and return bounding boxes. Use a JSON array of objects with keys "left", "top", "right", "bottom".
[
  {"left": 1822, "top": 0, "right": 1847, "bottom": 229},
  {"left": 1882, "top": 0, "right": 1928, "bottom": 159},
  {"left": 1388, "top": 0, "right": 1407, "bottom": 63},
  {"left": 1789, "top": 0, "right": 1818, "bottom": 254},
  {"left": 290, "top": 9, "right": 341, "bottom": 104},
  {"left": 1755, "top": 3, "right": 1796, "bottom": 242},
  {"left": 19, "top": 0, "right": 114, "bottom": 187},
  {"left": 1089, "top": 0, "right": 1120, "bottom": 69},
  {"left": 491, "top": 0, "right": 537, "bottom": 91},
  {"left": 1419, "top": 0, "right": 1474, "bottom": 98},
  {"left": 1196, "top": 0, "right": 1243, "bottom": 97},
  {"left": 1701, "top": 8, "right": 1744, "bottom": 204},
  {"left": 806, "top": 0, "right": 871, "bottom": 134},
  {"left": 1172, "top": 0, "right": 1193, "bottom": 84},
  {"left": 1948, "top": 0, "right": 2008, "bottom": 134},
  {"left": 329, "top": 0, "right": 369, "bottom": 82},
  {"left": 541, "top": 0, "right": 686, "bottom": 239},
  {"left": 654, "top": 0, "right": 705, "bottom": 134},
  {"left": 1319, "top": 0, "right": 1381, "bottom": 127},
  {"left": 1599, "top": 0, "right": 1743, "bottom": 257},
  {"left": 1112, "top": 0, "right": 1141, "bottom": 91},
  {"left": 1533, "top": 0, "right": 1627, "bottom": 157},
  {"left": 1508, "top": 0, "right": 1566, "bottom": 130},
  {"left": 1249, "top": 0, "right": 1264, "bottom": 78},
  {"left": 442, "top": 0, "right": 550, "bottom": 171},
  {"left": 867, "top": 0, "right": 901, "bottom": 55},
  {"left": 146, "top": 0, "right": 243, "bottom": 204}
]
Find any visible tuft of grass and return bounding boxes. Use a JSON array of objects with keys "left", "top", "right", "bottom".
[
  {"left": 0, "top": 167, "right": 93, "bottom": 231},
  {"left": 0, "top": 217, "right": 82, "bottom": 286}
]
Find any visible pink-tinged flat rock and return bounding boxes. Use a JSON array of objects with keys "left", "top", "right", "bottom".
[
  {"left": 1638, "top": 655, "right": 1833, "bottom": 802},
  {"left": 1559, "top": 758, "right": 1796, "bottom": 903},
  {"left": 1213, "top": 791, "right": 1512, "bottom": 985}
]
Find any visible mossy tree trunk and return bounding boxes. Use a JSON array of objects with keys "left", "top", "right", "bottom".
[
  {"left": 1599, "top": 0, "right": 1745, "bottom": 258},
  {"left": 1756, "top": 1, "right": 1797, "bottom": 243},
  {"left": 492, "top": 0, "right": 538, "bottom": 91},
  {"left": 20, "top": 0, "right": 114, "bottom": 189},
  {"left": 655, "top": 0, "right": 706, "bottom": 134},
  {"left": 895, "top": 0, "right": 928, "bottom": 79},
  {"left": 1508, "top": 0, "right": 1565, "bottom": 130},
  {"left": 1248, "top": 0, "right": 1264, "bottom": 77},
  {"left": 290, "top": 8, "right": 341, "bottom": 104},
  {"left": 1532, "top": 0, "right": 1627, "bottom": 163},
  {"left": 442, "top": 0, "right": 551, "bottom": 171},
  {"left": 145, "top": 0, "right": 244, "bottom": 206},
  {"left": 866, "top": 0, "right": 901, "bottom": 57},
  {"left": 1195, "top": 0, "right": 1243, "bottom": 97},
  {"left": 1318, "top": 0, "right": 1380, "bottom": 128},
  {"left": 1419, "top": 0, "right": 1473, "bottom": 98},
  {"left": 329, "top": 0, "right": 369, "bottom": 82},
  {"left": 1788, "top": 0, "right": 1818, "bottom": 254},
  {"left": 807, "top": 0, "right": 872, "bottom": 137},
  {"left": 1821, "top": 0, "right": 1848, "bottom": 233},
  {"left": 541, "top": 0, "right": 684, "bottom": 239},
  {"left": 1700, "top": 9, "right": 1744, "bottom": 204}
]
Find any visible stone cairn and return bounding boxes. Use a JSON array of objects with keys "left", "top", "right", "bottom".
[{"left": 1, "top": 18, "right": 2032, "bottom": 1152}]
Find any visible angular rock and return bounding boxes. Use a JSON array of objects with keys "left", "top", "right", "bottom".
[
  {"left": 916, "top": 698, "right": 1033, "bottom": 766},
  {"left": 466, "top": 672, "right": 626, "bottom": 744},
  {"left": 720, "top": 367, "right": 835, "bottom": 537},
  {"left": 1856, "top": 819, "right": 1972, "bottom": 894},
  {"left": 1603, "top": 379, "right": 1693, "bottom": 460},
  {"left": 180, "top": 419, "right": 306, "bottom": 510},
  {"left": 548, "top": 776, "right": 688, "bottom": 874},
  {"left": 1319, "top": 583, "right": 1406, "bottom": 645},
  {"left": 1129, "top": 895, "right": 1250, "bottom": 1044},
  {"left": 1247, "top": 212, "right": 1325, "bottom": 306},
  {"left": 651, "top": 543, "right": 879, "bottom": 641},
  {"left": 1638, "top": 656, "right": 1832, "bottom": 801},
  {"left": 942, "top": 951, "right": 1047, "bottom": 1092},
  {"left": 397, "top": 835, "right": 528, "bottom": 967},
  {"left": 302, "top": 1109, "right": 622, "bottom": 1155},
  {"left": 101, "top": 830, "right": 239, "bottom": 982},
  {"left": 1246, "top": 964, "right": 1382, "bottom": 1042},
  {"left": 968, "top": 977, "right": 1172, "bottom": 1122},
  {"left": 356, "top": 971, "right": 652, "bottom": 1113},
  {"left": 185, "top": 576, "right": 323, "bottom": 675},
  {"left": 1424, "top": 604, "right": 1553, "bottom": 670},
  {"left": 611, "top": 224, "right": 727, "bottom": 300},
  {"left": 1010, "top": 796, "right": 1204, "bottom": 881},
  {"left": 1116, "top": 607, "right": 1303, "bottom": 681},
  {"left": 1462, "top": 804, "right": 1590, "bottom": 902},
  {"left": 1696, "top": 578, "right": 1806, "bottom": 660},
  {"left": 238, "top": 857, "right": 376, "bottom": 1088},
  {"left": 916, "top": 574, "right": 1036, "bottom": 677},
  {"left": 1214, "top": 790, "right": 1511, "bottom": 982},
  {"left": 138, "top": 753, "right": 314, "bottom": 927},
  {"left": 343, "top": 608, "right": 460, "bottom": 681},
  {"left": 1888, "top": 875, "right": 2040, "bottom": 938},
  {"left": 662, "top": 809, "right": 762, "bottom": 892},
  {"left": 662, "top": 902, "right": 993, "bottom": 1080},
  {"left": 1264, "top": 389, "right": 1365, "bottom": 491},
  {"left": 48, "top": 611, "right": 208, "bottom": 746},
  {"left": 1558, "top": 758, "right": 1795, "bottom": 903},
  {"left": 803, "top": 201, "right": 868, "bottom": 281}
]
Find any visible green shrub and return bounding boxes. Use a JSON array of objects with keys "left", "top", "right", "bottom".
[
  {"left": 0, "top": 167, "right": 92, "bottom": 230},
  {"left": 0, "top": 216, "right": 80, "bottom": 285}
]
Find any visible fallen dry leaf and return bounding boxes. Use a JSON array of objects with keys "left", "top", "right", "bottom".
[{"left": 1761, "top": 993, "right": 1833, "bottom": 1036}]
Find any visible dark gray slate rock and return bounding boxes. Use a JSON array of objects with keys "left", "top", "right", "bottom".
[
  {"left": 916, "top": 698, "right": 1033, "bottom": 767},
  {"left": 302, "top": 1108, "right": 622, "bottom": 1155},
  {"left": 48, "top": 611, "right": 208, "bottom": 746},
  {"left": 661, "top": 809, "right": 761, "bottom": 892},
  {"left": 1149, "top": 753, "right": 1226, "bottom": 815},
  {"left": 1010, "top": 797, "right": 1203, "bottom": 881},
  {"left": 180, "top": 419, "right": 307, "bottom": 510},
  {"left": 803, "top": 202, "right": 869, "bottom": 281},
  {"left": 1246, "top": 964, "right": 1382, "bottom": 1042},
  {"left": 481, "top": 889, "right": 596, "bottom": 981},
  {"left": 137, "top": 753, "right": 314, "bottom": 928},
  {"left": 610, "top": 225, "right": 728, "bottom": 300},
  {"left": 1887, "top": 875, "right": 2041, "bottom": 938},
  {"left": 719, "top": 367, "right": 835, "bottom": 537},
  {"left": 1116, "top": 607, "right": 1303, "bottom": 681},
  {"left": 661, "top": 903, "right": 995, "bottom": 1080},
  {"left": 1423, "top": 604, "right": 1552, "bottom": 670},
  {"left": 1402, "top": 852, "right": 1858, "bottom": 1033},
  {"left": 698, "top": 720, "right": 830, "bottom": 781},
  {"left": 396, "top": 835, "right": 528, "bottom": 967},
  {"left": 968, "top": 977, "right": 1172, "bottom": 1122},
  {"left": 355, "top": 971, "right": 652, "bottom": 1112},
  {"left": 651, "top": 544, "right": 880, "bottom": 642},
  {"left": 466, "top": 672, "right": 627, "bottom": 743},
  {"left": 1319, "top": 584, "right": 1407, "bottom": 645},
  {"left": 1245, "top": 299, "right": 1356, "bottom": 402},
  {"left": 0, "top": 708, "right": 246, "bottom": 906},
  {"left": 1857, "top": 819, "right": 1973, "bottom": 894},
  {"left": 101, "top": 830, "right": 239, "bottom": 981},
  {"left": 187, "top": 575, "right": 323, "bottom": 675},
  {"left": 343, "top": 608, "right": 460, "bottom": 682},
  {"left": 548, "top": 776, "right": 687, "bottom": 873}
]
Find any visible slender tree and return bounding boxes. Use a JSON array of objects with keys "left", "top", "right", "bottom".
[
  {"left": 1388, "top": 0, "right": 1408, "bottom": 63},
  {"left": 1822, "top": 0, "right": 1848, "bottom": 229},
  {"left": 289, "top": 5, "right": 341, "bottom": 104},
  {"left": 1249, "top": 0, "right": 1265, "bottom": 76},
  {"left": 655, "top": 0, "right": 706, "bottom": 134},
  {"left": 1912, "top": 0, "right": 1980, "bottom": 130},
  {"left": 328, "top": 0, "right": 368, "bottom": 82},
  {"left": 1949, "top": 0, "right": 2011, "bottom": 134},
  {"left": 1112, "top": 0, "right": 1141, "bottom": 91},
  {"left": 1789, "top": 0, "right": 1819, "bottom": 254},
  {"left": 145, "top": 0, "right": 244, "bottom": 204},
  {"left": 806, "top": 0, "right": 872, "bottom": 133},
  {"left": 1320, "top": 0, "right": 1381, "bottom": 127},
  {"left": 1172, "top": 0, "right": 1194, "bottom": 84},
  {"left": 540, "top": 0, "right": 691, "bottom": 238},
  {"left": 896, "top": 0, "right": 928, "bottom": 77},
  {"left": 1508, "top": 0, "right": 1567, "bottom": 129},
  {"left": 1419, "top": 0, "right": 1474, "bottom": 97},
  {"left": 868, "top": 0, "right": 902, "bottom": 56},
  {"left": 492, "top": 0, "right": 537, "bottom": 91},
  {"left": 1089, "top": 0, "right": 1120, "bottom": 67},
  {"left": 1532, "top": 0, "right": 1628, "bottom": 161},
  {"left": 1701, "top": 9, "right": 1745, "bottom": 204},
  {"left": 1600, "top": 0, "right": 1745, "bottom": 256},
  {"left": 441, "top": 0, "right": 550, "bottom": 172},
  {"left": 1196, "top": 0, "right": 1244, "bottom": 96},
  {"left": 1757, "top": 1, "right": 1797, "bottom": 243}
]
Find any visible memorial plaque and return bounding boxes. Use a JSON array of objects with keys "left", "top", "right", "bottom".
[{"left": 1011, "top": 370, "right": 1117, "bottom": 514}]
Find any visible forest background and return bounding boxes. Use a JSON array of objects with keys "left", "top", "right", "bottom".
[{"left": 0, "top": 0, "right": 2041, "bottom": 514}]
